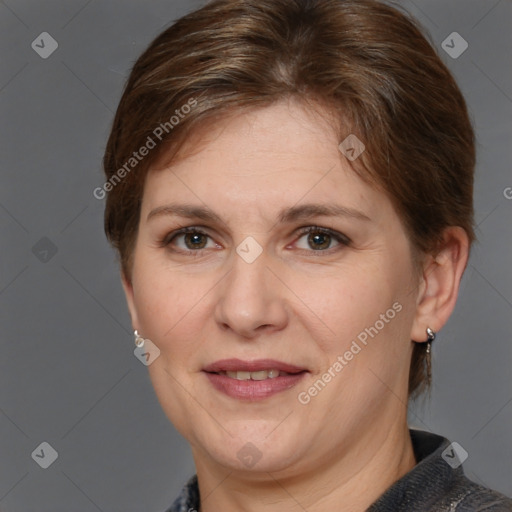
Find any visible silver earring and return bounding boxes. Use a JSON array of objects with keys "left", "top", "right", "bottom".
[
  {"left": 425, "top": 327, "right": 436, "bottom": 383},
  {"left": 426, "top": 327, "right": 436, "bottom": 353},
  {"left": 134, "top": 330, "right": 145, "bottom": 347}
]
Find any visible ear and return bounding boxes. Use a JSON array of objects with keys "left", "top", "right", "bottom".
[
  {"left": 410, "top": 227, "right": 470, "bottom": 343},
  {"left": 121, "top": 270, "right": 139, "bottom": 332}
]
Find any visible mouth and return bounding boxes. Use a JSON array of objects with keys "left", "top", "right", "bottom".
[
  {"left": 202, "top": 359, "right": 308, "bottom": 400},
  {"left": 214, "top": 369, "right": 299, "bottom": 380}
]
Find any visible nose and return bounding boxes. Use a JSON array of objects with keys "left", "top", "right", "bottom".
[{"left": 213, "top": 247, "right": 289, "bottom": 339}]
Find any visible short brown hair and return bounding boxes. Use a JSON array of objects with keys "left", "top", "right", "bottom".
[{"left": 102, "top": 0, "right": 475, "bottom": 397}]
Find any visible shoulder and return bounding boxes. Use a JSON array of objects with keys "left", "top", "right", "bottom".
[
  {"left": 411, "top": 429, "right": 512, "bottom": 511},
  {"left": 443, "top": 475, "right": 512, "bottom": 511},
  {"left": 165, "top": 474, "right": 199, "bottom": 512},
  {"left": 369, "top": 429, "right": 512, "bottom": 511}
]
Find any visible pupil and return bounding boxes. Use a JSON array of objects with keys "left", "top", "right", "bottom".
[
  {"left": 185, "top": 233, "right": 207, "bottom": 249},
  {"left": 309, "top": 232, "right": 330, "bottom": 250}
]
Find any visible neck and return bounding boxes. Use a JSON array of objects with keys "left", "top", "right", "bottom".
[{"left": 195, "top": 421, "right": 416, "bottom": 512}]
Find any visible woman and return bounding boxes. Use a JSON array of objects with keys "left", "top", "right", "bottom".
[{"left": 101, "top": 0, "right": 512, "bottom": 510}]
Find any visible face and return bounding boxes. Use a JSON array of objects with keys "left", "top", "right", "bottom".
[{"left": 123, "top": 99, "right": 423, "bottom": 476}]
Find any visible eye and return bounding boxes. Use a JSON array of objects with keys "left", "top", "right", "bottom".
[
  {"left": 160, "top": 225, "right": 350, "bottom": 255},
  {"left": 162, "top": 227, "right": 219, "bottom": 253},
  {"left": 294, "top": 226, "right": 350, "bottom": 252}
]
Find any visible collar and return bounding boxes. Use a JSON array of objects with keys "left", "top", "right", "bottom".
[{"left": 167, "top": 429, "right": 467, "bottom": 512}]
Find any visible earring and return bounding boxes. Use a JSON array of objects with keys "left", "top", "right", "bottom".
[
  {"left": 134, "top": 330, "right": 145, "bottom": 348},
  {"left": 425, "top": 327, "right": 436, "bottom": 383},
  {"left": 426, "top": 327, "right": 436, "bottom": 353}
]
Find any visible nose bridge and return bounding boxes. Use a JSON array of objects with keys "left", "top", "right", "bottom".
[
  {"left": 214, "top": 243, "right": 287, "bottom": 337},
  {"left": 226, "top": 245, "right": 271, "bottom": 310}
]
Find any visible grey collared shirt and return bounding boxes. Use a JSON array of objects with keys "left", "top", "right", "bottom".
[{"left": 166, "top": 429, "right": 512, "bottom": 511}]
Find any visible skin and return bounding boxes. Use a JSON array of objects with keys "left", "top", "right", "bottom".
[{"left": 122, "top": 98, "right": 469, "bottom": 512}]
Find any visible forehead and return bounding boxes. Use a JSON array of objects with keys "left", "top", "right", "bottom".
[{"left": 141, "top": 100, "right": 391, "bottom": 224}]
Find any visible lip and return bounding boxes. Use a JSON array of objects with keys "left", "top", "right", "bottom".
[
  {"left": 203, "top": 358, "right": 308, "bottom": 401},
  {"left": 203, "top": 358, "right": 307, "bottom": 373}
]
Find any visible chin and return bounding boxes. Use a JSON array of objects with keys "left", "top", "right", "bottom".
[{"left": 193, "top": 423, "right": 307, "bottom": 474}]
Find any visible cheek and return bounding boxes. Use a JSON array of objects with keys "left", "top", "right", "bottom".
[
  {"left": 290, "top": 263, "right": 401, "bottom": 350},
  {"left": 131, "top": 258, "right": 210, "bottom": 361},
  {"left": 295, "top": 259, "right": 416, "bottom": 403}
]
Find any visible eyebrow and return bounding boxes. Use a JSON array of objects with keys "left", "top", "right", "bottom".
[{"left": 146, "top": 202, "right": 371, "bottom": 223}]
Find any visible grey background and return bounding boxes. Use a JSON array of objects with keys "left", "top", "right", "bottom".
[{"left": 1, "top": 0, "right": 511, "bottom": 510}]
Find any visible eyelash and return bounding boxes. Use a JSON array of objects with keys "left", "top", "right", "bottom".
[{"left": 159, "top": 225, "right": 351, "bottom": 256}]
